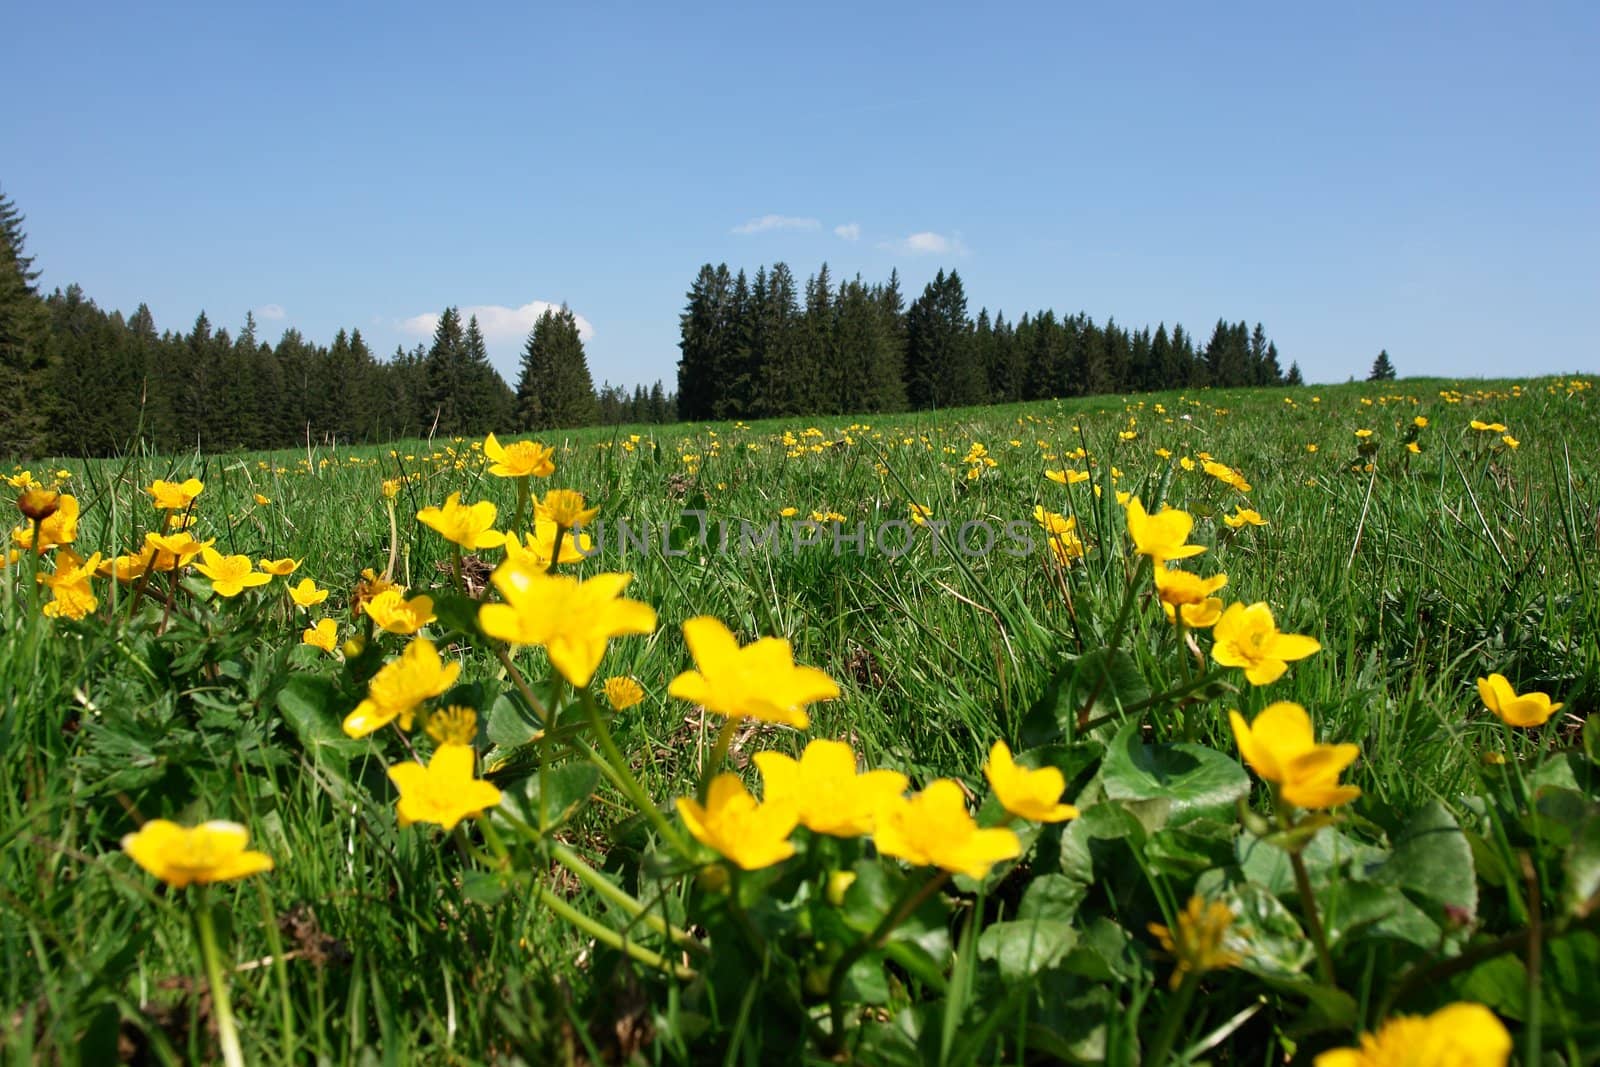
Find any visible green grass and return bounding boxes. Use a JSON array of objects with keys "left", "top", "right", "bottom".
[{"left": 4, "top": 375, "right": 1597, "bottom": 1064}]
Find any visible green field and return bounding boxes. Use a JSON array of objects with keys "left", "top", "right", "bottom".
[{"left": 4, "top": 376, "right": 1597, "bottom": 1065}]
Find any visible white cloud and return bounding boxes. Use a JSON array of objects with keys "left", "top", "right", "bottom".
[
  {"left": 401, "top": 301, "right": 595, "bottom": 344},
  {"left": 893, "top": 231, "right": 967, "bottom": 256},
  {"left": 254, "top": 303, "right": 286, "bottom": 320},
  {"left": 732, "top": 214, "right": 821, "bottom": 235},
  {"left": 833, "top": 222, "right": 861, "bottom": 241}
]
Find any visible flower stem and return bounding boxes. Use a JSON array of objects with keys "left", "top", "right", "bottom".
[
  {"left": 579, "top": 689, "right": 691, "bottom": 858},
  {"left": 194, "top": 888, "right": 245, "bottom": 1067},
  {"left": 697, "top": 716, "right": 741, "bottom": 805},
  {"left": 1145, "top": 969, "right": 1199, "bottom": 1067},
  {"left": 827, "top": 870, "right": 951, "bottom": 1048},
  {"left": 534, "top": 881, "right": 695, "bottom": 980},
  {"left": 1289, "top": 845, "right": 1337, "bottom": 986}
]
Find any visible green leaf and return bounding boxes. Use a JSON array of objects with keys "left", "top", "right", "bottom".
[
  {"left": 1017, "top": 873, "right": 1086, "bottom": 924},
  {"left": 1146, "top": 818, "right": 1239, "bottom": 877},
  {"left": 505, "top": 761, "right": 600, "bottom": 831},
  {"left": 1320, "top": 881, "right": 1440, "bottom": 950},
  {"left": 1221, "top": 882, "right": 1313, "bottom": 980},
  {"left": 276, "top": 674, "right": 365, "bottom": 762},
  {"left": 978, "top": 917, "right": 1077, "bottom": 981},
  {"left": 1565, "top": 812, "right": 1600, "bottom": 915},
  {"left": 1366, "top": 800, "right": 1477, "bottom": 916},
  {"left": 461, "top": 869, "right": 513, "bottom": 906},
  {"left": 429, "top": 593, "right": 486, "bottom": 641},
  {"left": 486, "top": 688, "right": 545, "bottom": 749},
  {"left": 1100, "top": 719, "right": 1250, "bottom": 828}
]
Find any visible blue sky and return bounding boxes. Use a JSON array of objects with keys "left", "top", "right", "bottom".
[{"left": 4, "top": 1, "right": 1596, "bottom": 389}]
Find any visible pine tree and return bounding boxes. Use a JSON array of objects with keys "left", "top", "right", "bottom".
[
  {"left": 423, "top": 307, "right": 467, "bottom": 436},
  {"left": 904, "top": 270, "right": 979, "bottom": 409},
  {"left": 1286, "top": 361, "right": 1305, "bottom": 386},
  {"left": 1368, "top": 349, "right": 1396, "bottom": 381},
  {"left": 0, "top": 187, "right": 52, "bottom": 456},
  {"left": 517, "top": 306, "right": 597, "bottom": 429}
]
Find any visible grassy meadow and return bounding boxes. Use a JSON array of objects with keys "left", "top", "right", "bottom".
[{"left": 4, "top": 376, "right": 1598, "bottom": 1065}]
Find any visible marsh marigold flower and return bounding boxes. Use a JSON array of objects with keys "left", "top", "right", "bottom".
[
  {"left": 196, "top": 548, "right": 273, "bottom": 597},
  {"left": 302, "top": 618, "right": 338, "bottom": 654},
  {"left": 257, "top": 557, "right": 300, "bottom": 576},
  {"left": 17, "top": 486, "right": 60, "bottom": 522},
  {"left": 536, "top": 489, "right": 599, "bottom": 530},
  {"left": 146, "top": 478, "right": 204, "bottom": 510},
  {"left": 1202, "top": 460, "right": 1253, "bottom": 493},
  {"left": 754, "top": 739, "right": 909, "bottom": 837},
  {"left": 603, "top": 676, "right": 645, "bottom": 711},
  {"left": 363, "top": 588, "right": 436, "bottom": 635},
  {"left": 504, "top": 521, "right": 593, "bottom": 569},
  {"left": 1223, "top": 507, "right": 1268, "bottom": 529},
  {"left": 478, "top": 565, "right": 656, "bottom": 687},
  {"left": 1313, "top": 1002, "right": 1510, "bottom": 1067},
  {"left": 985, "top": 741, "right": 1078, "bottom": 823},
  {"left": 1148, "top": 895, "right": 1242, "bottom": 990},
  {"left": 1212, "top": 601, "right": 1321, "bottom": 684},
  {"left": 387, "top": 744, "right": 502, "bottom": 830},
  {"left": 1230, "top": 701, "right": 1360, "bottom": 809},
  {"left": 1477, "top": 673, "right": 1563, "bottom": 728},
  {"left": 37, "top": 549, "right": 101, "bottom": 620},
  {"left": 1154, "top": 567, "right": 1228, "bottom": 628},
  {"left": 1124, "top": 498, "right": 1205, "bottom": 563},
  {"left": 98, "top": 547, "right": 154, "bottom": 583},
  {"left": 483, "top": 432, "right": 556, "bottom": 478},
  {"left": 676, "top": 773, "right": 798, "bottom": 871},
  {"left": 667, "top": 616, "right": 839, "bottom": 729},
  {"left": 875, "top": 780, "right": 1021, "bottom": 878},
  {"left": 12, "top": 493, "right": 79, "bottom": 551},
  {"left": 145, "top": 530, "right": 212, "bottom": 571},
  {"left": 417, "top": 492, "right": 505, "bottom": 550},
  {"left": 343, "top": 637, "right": 461, "bottom": 737},
  {"left": 288, "top": 577, "right": 329, "bottom": 609},
  {"left": 1033, "top": 506, "right": 1085, "bottom": 565},
  {"left": 121, "top": 820, "right": 273, "bottom": 887}
]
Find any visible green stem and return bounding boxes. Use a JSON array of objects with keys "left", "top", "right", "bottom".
[
  {"left": 449, "top": 544, "right": 464, "bottom": 595},
  {"left": 510, "top": 476, "right": 531, "bottom": 537},
  {"left": 1145, "top": 969, "right": 1199, "bottom": 1066},
  {"left": 1289, "top": 844, "right": 1337, "bottom": 987},
  {"left": 492, "top": 645, "right": 551, "bottom": 725},
  {"left": 827, "top": 870, "right": 951, "bottom": 1048},
  {"left": 697, "top": 716, "right": 741, "bottom": 804},
  {"left": 579, "top": 689, "right": 691, "bottom": 858},
  {"left": 546, "top": 839, "right": 706, "bottom": 955},
  {"left": 534, "top": 882, "right": 695, "bottom": 980},
  {"left": 194, "top": 888, "right": 245, "bottom": 1067},
  {"left": 383, "top": 499, "right": 399, "bottom": 582}
]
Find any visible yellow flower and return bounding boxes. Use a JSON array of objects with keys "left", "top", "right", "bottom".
[
  {"left": 1500, "top": 434, "right": 1518, "bottom": 449},
  {"left": 1124, "top": 497, "right": 1205, "bottom": 563},
  {"left": 667, "top": 616, "right": 840, "bottom": 729},
  {"left": 257, "top": 557, "right": 300, "bottom": 576},
  {"left": 343, "top": 637, "right": 462, "bottom": 737},
  {"left": 1033, "top": 505, "right": 1085, "bottom": 565},
  {"left": 425, "top": 705, "right": 479, "bottom": 745},
  {"left": 1156, "top": 568, "right": 1226, "bottom": 628},
  {"left": 146, "top": 478, "right": 204, "bottom": 510},
  {"left": 603, "top": 676, "right": 645, "bottom": 711},
  {"left": 1201, "top": 460, "right": 1253, "bottom": 493},
  {"left": 536, "top": 489, "right": 599, "bottom": 530},
  {"left": 1223, "top": 507, "right": 1267, "bottom": 529},
  {"left": 1314, "top": 1002, "right": 1510, "bottom": 1067},
  {"left": 381, "top": 478, "right": 403, "bottom": 500},
  {"left": 288, "top": 577, "right": 329, "bottom": 608},
  {"left": 754, "top": 739, "right": 909, "bottom": 837},
  {"left": 483, "top": 432, "right": 556, "bottom": 478},
  {"left": 985, "top": 741, "right": 1078, "bottom": 823},
  {"left": 12, "top": 493, "right": 79, "bottom": 550},
  {"left": 1148, "top": 895, "right": 1242, "bottom": 990},
  {"left": 98, "top": 547, "right": 155, "bottom": 583},
  {"left": 1354, "top": 428, "right": 1373, "bottom": 439},
  {"left": 478, "top": 566, "right": 657, "bottom": 687},
  {"left": 121, "top": 820, "right": 274, "bottom": 887},
  {"left": 676, "top": 773, "right": 799, "bottom": 870},
  {"left": 1413, "top": 416, "right": 1429, "bottom": 429},
  {"left": 1229, "top": 701, "right": 1361, "bottom": 809},
  {"left": 1212, "top": 602, "right": 1321, "bottom": 684},
  {"left": 387, "top": 743, "right": 502, "bottom": 830},
  {"left": 196, "top": 547, "right": 273, "bottom": 597},
  {"left": 1305, "top": 443, "right": 1319, "bottom": 454},
  {"left": 1406, "top": 441, "right": 1421, "bottom": 455},
  {"left": 908, "top": 502, "right": 932, "bottom": 526},
  {"left": 416, "top": 492, "right": 505, "bottom": 550},
  {"left": 1470, "top": 420, "right": 1507, "bottom": 433},
  {"left": 874, "top": 779, "right": 1021, "bottom": 878},
  {"left": 16, "top": 486, "right": 59, "bottom": 522},
  {"left": 1477, "top": 673, "right": 1563, "bottom": 728},
  {"left": 37, "top": 549, "right": 102, "bottom": 620},
  {"left": 779, "top": 506, "right": 799, "bottom": 518},
  {"left": 503, "top": 520, "right": 593, "bottom": 568},
  {"left": 363, "top": 588, "right": 436, "bottom": 635},
  {"left": 302, "top": 618, "right": 339, "bottom": 654},
  {"left": 253, "top": 493, "right": 272, "bottom": 506},
  {"left": 144, "top": 530, "right": 213, "bottom": 571}
]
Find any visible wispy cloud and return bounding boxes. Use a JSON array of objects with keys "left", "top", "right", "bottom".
[
  {"left": 833, "top": 222, "right": 861, "bottom": 241},
  {"left": 401, "top": 301, "right": 595, "bottom": 344},
  {"left": 889, "top": 231, "right": 968, "bottom": 256},
  {"left": 732, "top": 214, "right": 821, "bottom": 235},
  {"left": 254, "top": 303, "right": 286, "bottom": 321}
]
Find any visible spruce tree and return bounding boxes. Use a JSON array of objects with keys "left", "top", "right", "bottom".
[
  {"left": 0, "top": 188, "right": 52, "bottom": 456},
  {"left": 517, "top": 306, "right": 597, "bottom": 429},
  {"left": 1368, "top": 349, "right": 1396, "bottom": 381},
  {"left": 1286, "top": 361, "right": 1305, "bottom": 386}
]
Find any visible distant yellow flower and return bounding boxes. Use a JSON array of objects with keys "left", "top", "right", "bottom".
[
  {"left": 1229, "top": 701, "right": 1360, "bottom": 809},
  {"left": 253, "top": 493, "right": 272, "bottom": 506},
  {"left": 1124, "top": 498, "right": 1205, "bottom": 563},
  {"left": 387, "top": 743, "right": 502, "bottom": 830},
  {"left": 343, "top": 637, "right": 462, "bottom": 737},
  {"left": 677, "top": 772, "right": 798, "bottom": 870},
  {"left": 1354, "top": 428, "right": 1373, "bottom": 439},
  {"left": 288, "top": 577, "right": 328, "bottom": 608},
  {"left": 779, "top": 506, "right": 798, "bottom": 518},
  {"left": 425, "top": 705, "right": 479, "bottom": 745},
  {"left": 1201, "top": 460, "right": 1252, "bottom": 493},
  {"left": 479, "top": 566, "right": 656, "bottom": 687},
  {"left": 985, "top": 741, "right": 1078, "bottom": 823},
  {"left": 98, "top": 547, "right": 155, "bottom": 583},
  {"left": 416, "top": 492, "right": 505, "bottom": 550},
  {"left": 536, "top": 489, "right": 599, "bottom": 530},
  {"left": 142, "top": 531, "right": 212, "bottom": 572},
  {"left": 1477, "top": 673, "right": 1563, "bottom": 728},
  {"left": 908, "top": 502, "right": 932, "bottom": 526},
  {"left": 603, "top": 676, "right": 645, "bottom": 711},
  {"left": 121, "top": 820, "right": 273, "bottom": 887},
  {"left": 483, "top": 432, "right": 556, "bottom": 478},
  {"left": 257, "top": 557, "right": 300, "bottom": 576},
  {"left": 874, "top": 779, "right": 1021, "bottom": 878},
  {"left": 1212, "top": 602, "right": 1321, "bottom": 684},
  {"left": 1470, "top": 420, "right": 1507, "bottom": 433},
  {"left": 1148, "top": 895, "right": 1242, "bottom": 990},
  {"left": 667, "top": 616, "right": 839, "bottom": 728},
  {"left": 302, "top": 618, "right": 338, "bottom": 654},
  {"left": 37, "top": 549, "right": 102, "bottom": 620},
  {"left": 1314, "top": 1002, "right": 1510, "bottom": 1067},
  {"left": 1500, "top": 434, "right": 1518, "bottom": 449},
  {"left": 381, "top": 478, "right": 403, "bottom": 500},
  {"left": 1406, "top": 441, "right": 1421, "bottom": 454},
  {"left": 363, "top": 588, "right": 436, "bottom": 635},
  {"left": 1154, "top": 567, "right": 1228, "bottom": 628},
  {"left": 1223, "top": 507, "right": 1268, "bottom": 529},
  {"left": 503, "top": 520, "right": 593, "bottom": 569},
  {"left": 196, "top": 547, "right": 273, "bottom": 597},
  {"left": 754, "top": 739, "right": 909, "bottom": 837},
  {"left": 1305, "top": 443, "right": 1319, "bottom": 454},
  {"left": 1033, "top": 505, "right": 1085, "bottom": 565},
  {"left": 1413, "top": 416, "right": 1428, "bottom": 428},
  {"left": 147, "top": 478, "right": 204, "bottom": 510},
  {"left": 12, "top": 493, "right": 79, "bottom": 550}
]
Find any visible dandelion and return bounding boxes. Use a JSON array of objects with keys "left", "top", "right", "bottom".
[
  {"left": 667, "top": 616, "right": 839, "bottom": 728},
  {"left": 478, "top": 566, "right": 656, "bottom": 687},
  {"left": 1124, "top": 498, "right": 1205, "bottom": 563},
  {"left": 416, "top": 492, "right": 505, "bottom": 550},
  {"left": 1413, "top": 416, "right": 1428, "bottom": 428},
  {"left": 343, "top": 637, "right": 462, "bottom": 737},
  {"left": 1212, "top": 602, "right": 1321, "bottom": 684},
  {"left": 288, "top": 578, "right": 329, "bottom": 608},
  {"left": 37, "top": 549, "right": 102, "bottom": 620},
  {"left": 754, "top": 739, "right": 909, "bottom": 837},
  {"left": 676, "top": 773, "right": 799, "bottom": 870},
  {"left": 874, "top": 779, "right": 1021, "bottom": 879},
  {"left": 121, "top": 820, "right": 273, "bottom": 888},
  {"left": 1229, "top": 701, "right": 1360, "bottom": 809},
  {"left": 387, "top": 744, "right": 502, "bottom": 830},
  {"left": 483, "top": 432, "right": 556, "bottom": 478},
  {"left": 363, "top": 588, "right": 436, "bottom": 635},
  {"left": 603, "top": 676, "right": 645, "bottom": 711},
  {"left": 1406, "top": 441, "right": 1421, "bottom": 454},
  {"left": 146, "top": 478, "right": 204, "bottom": 510},
  {"left": 257, "top": 557, "right": 300, "bottom": 576},
  {"left": 1154, "top": 567, "right": 1227, "bottom": 628},
  {"left": 1148, "top": 895, "right": 1242, "bottom": 989},
  {"left": 985, "top": 741, "right": 1078, "bottom": 823},
  {"left": 1313, "top": 1002, "right": 1510, "bottom": 1067},
  {"left": 1477, "top": 673, "right": 1563, "bottom": 728},
  {"left": 195, "top": 548, "right": 273, "bottom": 597},
  {"left": 302, "top": 618, "right": 338, "bottom": 654},
  {"left": 1354, "top": 428, "right": 1373, "bottom": 439}
]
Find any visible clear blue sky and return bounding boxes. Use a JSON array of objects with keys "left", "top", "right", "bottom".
[{"left": 5, "top": 1, "right": 1596, "bottom": 389}]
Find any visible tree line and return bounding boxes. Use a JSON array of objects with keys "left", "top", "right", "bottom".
[
  {"left": 0, "top": 186, "right": 672, "bottom": 458},
  {"left": 676, "top": 263, "right": 1300, "bottom": 421}
]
